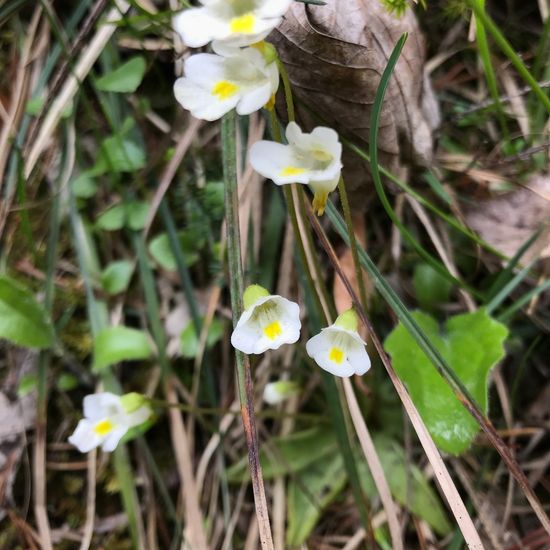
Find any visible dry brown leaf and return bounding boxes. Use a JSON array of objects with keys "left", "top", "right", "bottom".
[
  {"left": 270, "top": 0, "right": 439, "bottom": 207},
  {"left": 464, "top": 174, "right": 550, "bottom": 262},
  {"left": 0, "top": 351, "right": 37, "bottom": 520}
]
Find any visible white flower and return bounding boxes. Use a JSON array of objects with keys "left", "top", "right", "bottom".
[
  {"left": 174, "top": 44, "right": 279, "bottom": 121},
  {"left": 231, "top": 284, "right": 301, "bottom": 354},
  {"left": 263, "top": 380, "right": 300, "bottom": 405},
  {"left": 306, "top": 309, "right": 371, "bottom": 378},
  {"left": 249, "top": 122, "right": 343, "bottom": 215},
  {"left": 173, "top": 0, "right": 293, "bottom": 48},
  {"left": 68, "top": 392, "right": 151, "bottom": 453}
]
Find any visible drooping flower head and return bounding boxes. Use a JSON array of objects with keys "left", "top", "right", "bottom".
[
  {"left": 306, "top": 309, "right": 371, "bottom": 377},
  {"left": 249, "top": 122, "right": 343, "bottom": 215},
  {"left": 174, "top": 42, "right": 279, "bottom": 121},
  {"left": 231, "top": 284, "right": 301, "bottom": 354},
  {"left": 173, "top": 0, "right": 293, "bottom": 48},
  {"left": 68, "top": 392, "right": 151, "bottom": 453}
]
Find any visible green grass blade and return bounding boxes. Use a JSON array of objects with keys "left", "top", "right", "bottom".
[
  {"left": 486, "top": 229, "right": 542, "bottom": 302},
  {"left": 367, "top": 33, "right": 472, "bottom": 294},
  {"left": 466, "top": 0, "right": 550, "bottom": 113},
  {"left": 498, "top": 278, "right": 550, "bottom": 322},
  {"left": 486, "top": 260, "right": 537, "bottom": 315}
]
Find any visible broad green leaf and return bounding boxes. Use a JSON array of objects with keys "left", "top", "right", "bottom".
[
  {"left": 148, "top": 232, "right": 200, "bottom": 271},
  {"left": 72, "top": 173, "right": 98, "bottom": 199},
  {"left": 96, "top": 56, "right": 146, "bottom": 93},
  {"left": 357, "top": 436, "right": 452, "bottom": 536},
  {"left": 96, "top": 204, "right": 126, "bottom": 231},
  {"left": 286, "top": 450, "right": 347, "bottom": 546},
  {"left": 180, "top": 316, "right": 224, "bottom": 359},
  {"left": 93, "top": 326, "right": 154, "bottom": 371},
  {"left": 413, "top": 263, "right": 453, "bottom": 310},
  {"left": 226, "top": 427, "right": 337, "bottom": 482},
  {"left": 125, "top": 201, "right": 149, "bottom": 231},
  {"left": 101, "top": 260, "right": 134, "bottom": 295},
  {"left": 94, "top": 136, "right": 145, "bottom": 174},
  {"left": 384, "top": 309, "right": 508, "bottom": 454},
  {"left": 0, "top": 276, "right": 54, "bottom": 349}
]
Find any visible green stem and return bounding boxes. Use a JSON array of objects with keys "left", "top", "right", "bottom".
[{"left": 222, "top": 111, "right": 274, "bottom": 550}]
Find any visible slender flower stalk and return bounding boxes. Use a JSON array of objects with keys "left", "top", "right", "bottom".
[{"left": 222, "top": 111, "right": 274, "bottom": 549}]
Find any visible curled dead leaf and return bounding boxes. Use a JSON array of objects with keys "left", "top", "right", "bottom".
[{"left": 270, "top": 0, "right": 439, "bottom": 208}]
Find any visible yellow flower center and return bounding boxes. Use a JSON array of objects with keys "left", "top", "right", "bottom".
[
  {"left": 329, "top": 347, "right": 344, "bottom": 364},
  {"left": 230, "top": 13, "right": 256, "bottom": 34},
  {"left": 93, "top": 419, "right": 114, "bottom": 436},
  {"left": 263, "top": 320, "right": 282, "bottom": 341},
  {"left": 280, "top": 166, "right": 306, "bottom": 177},
  {"left": 212, "top": 80, "right": 240, "bottom": 100}
]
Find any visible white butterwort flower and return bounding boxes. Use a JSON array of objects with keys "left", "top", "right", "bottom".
[
  {"left": 263, "top": 380, "right": 300, "bottom": 405},
  {"left": 173, "top": 0, "right": 293, "bottom": 48},
  {"left": 231, "top": 284, "right": 301, "bottom": 354},
  {"left": 174, "top": 43, "right": 279, "bottom": 121},
  {"left": 306, "top": 309, "right": 371, "bottom": 378},
  {"left": 249, "top": 122, "right": 343, "bottom": 215},
  {"left": 68, "top": 392, "right": 151, "bottom": 453}
]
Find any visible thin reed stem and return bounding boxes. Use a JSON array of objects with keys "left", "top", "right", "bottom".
[{"left": 222, "top": 111, "right": 274, "bottom": 550}]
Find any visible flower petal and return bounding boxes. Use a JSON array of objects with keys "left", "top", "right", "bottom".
[
  {"left": 249, "top": 141, "right": 311, "bottom": 185},
  {"left": 257, "top": 0, "right": 293, "bottom": 18},
  {"left": 83, "top": 392, "right": 123, "bottom": 421},
  {"left": 125, "top": 405, "right": 152, "bottom": 428},
  {"left": 347, "top": 341, "right": 371, "bottom": 375},
  {"left": 231, "top": 319, "right": 263, "bottom": 354},
  {"left": 101, "top": 426, "right": 128, "bottom": 452},
  {"left": 236, "top": 82, "right": 272, "bottom": 115},
  {"left": 173, "top": 8, "right": 225, "bottom": 48},
  {"left": 68, "top": 419, "right": 103, "bottom": 453}
]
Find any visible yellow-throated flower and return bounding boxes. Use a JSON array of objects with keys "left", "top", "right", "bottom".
[
  {"left": 306, "top": 309, "right": 371, "bottom": 377},
  {"left": 68, "top": 392, "right": 151, "bottom": 453},
  {"left": 231, "top": 284, "right": 301, "bottom": 354},
  {"left": 173, "top": 0, "right": 293, "bottom": 48},
  {"left": 249, "top": 122, "right": 343, "bottom": 215},
  {"left": 174, "top": 43, "right": 279, "bottom": 121}
]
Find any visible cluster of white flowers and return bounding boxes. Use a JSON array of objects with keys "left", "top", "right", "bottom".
[
  {"left": 68, "top": 2, "right": 368, "bottom": 455},
  {"left": 170, "top": 3, "right": 366, "bottom": 382},
  {"left": 172, "top": 0, "right": 344, "bottom": 215},
  {"left": 231, "top": 284, "right": 371, "bottom": 379},
  {"left": 173, "top": 0, "right": 288, "bottom": 121}
]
